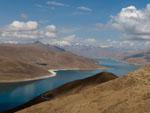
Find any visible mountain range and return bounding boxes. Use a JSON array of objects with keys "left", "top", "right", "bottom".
[{"left": 63, "top": 45, "right": 150, "bottom": 64}]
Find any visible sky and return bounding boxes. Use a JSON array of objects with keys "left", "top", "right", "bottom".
[{"left": 0, "top": 0, "right": 150, "bottom": 49}]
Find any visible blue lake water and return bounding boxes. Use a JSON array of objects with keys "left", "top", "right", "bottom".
[{"left": 0, "top": 58, "right": 140, "bottom": 112}]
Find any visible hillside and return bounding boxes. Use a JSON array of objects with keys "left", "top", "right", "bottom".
[
  {"left": 0, "top": 56, "right": 50, "bottom": 82},
  {"left": 17, "top": 66, "right": 150, "bottom": 113},
  {"left": 0, "top": 43, "right": 102, "bottom": 82}
]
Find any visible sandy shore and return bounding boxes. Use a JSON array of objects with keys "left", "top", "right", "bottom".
[
  {"left": 49, "top": 67, "right": 107, "bottom": 71},
  {"left": 0, "top": 67, "right": 107, "bottom": 84},
  {"left": 0, "top": 70, "right": 56, "bottom": 83}
]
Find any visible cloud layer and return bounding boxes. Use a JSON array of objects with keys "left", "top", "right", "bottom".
[
  {"left": 0, "top": 3, "right": 150, "bottom": 49},
  {"left": 0, "top": 21, "right": 57, "bottom": 40},
  {"left": 77, "top": 6, "right": 92, "bottom": 12},
  {"left": 112, "top": 4, "right": 150, "bottom": 41},
  {"left": 46, "top": 1, "right": 69, "bottom": 7},
  {"left": 9, "top": 21, "right": 38, "bottom": 31}
]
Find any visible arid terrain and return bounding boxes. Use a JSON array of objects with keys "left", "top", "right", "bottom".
[
  {"left": 16, "top": 66, "right": 150, "bottom": 113},
  {"left": 0, "top": 43, "right": 102, "bottom": 82}
]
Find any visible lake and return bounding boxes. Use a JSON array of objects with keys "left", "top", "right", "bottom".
[{"left": 0, "top": 58, "right": 140, "bottom": 112}]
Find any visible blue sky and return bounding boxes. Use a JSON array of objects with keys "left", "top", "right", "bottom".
[
  {"left": 0, "top": 0, "right": 148, "bottom": 26},
  {"left": 0, "top": 0, "right": 150, "bottom": 49}
]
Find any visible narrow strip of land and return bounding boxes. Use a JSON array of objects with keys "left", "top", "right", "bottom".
[{"left": 0, "top": 70, "right": 56, "bottom": 83}]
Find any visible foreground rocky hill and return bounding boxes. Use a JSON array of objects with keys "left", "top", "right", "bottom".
[
  {"left": 17, "top": 66, "right": 150, "bottom": 113},
  {"left": 0, "top": 43, "right": 101, "bottom": 82}
]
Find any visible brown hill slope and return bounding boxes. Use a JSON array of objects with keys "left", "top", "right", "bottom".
[
  {"left": 0, "top": 43, "right": 101, "bottom": 82},
  {"left": 0, "top": 43, "right": 101, "bottom": 70},
  {"left": 0, "top": 56, "right": 50, "bottom": 82},
  {"left": 17, "top": 66, "right": 150, "bottom": 113}
]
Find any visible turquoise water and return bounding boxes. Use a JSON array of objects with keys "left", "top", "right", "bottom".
[{"left": 0, "top": 58, "right": 140, "bottom": 112}]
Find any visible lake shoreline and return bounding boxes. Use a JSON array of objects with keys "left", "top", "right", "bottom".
[
  {"left": 0, "top": 67, "right": 107, "bottom": 84},
  {"left": 0, "top": 70, "right": 56, "bottom": 84}
]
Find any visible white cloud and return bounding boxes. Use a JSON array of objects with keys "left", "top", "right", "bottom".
[
  {"left": 99, "top": 45, "right": 111, "bottom": 48},
  {"left": 45, "top": 25, "right": 57, "bottom": 37},
  {"left": 3, "top": 40, "right": 18, "bottom": 44},
  {"left": 104, "top": 39, "right": 150, "bottom": 49},
  {"left": 9, "top": 21, "right": 38, "bottom": 31},
  {"left": 111, "top": 4, "right": 150, "bottom": 41},
  {"left": 41, "top": 34, "right": 76, "bottom": 46},
  {"left": 0, "top": 21, "right": 57, "bottom": 40},
  {"left": 77, "top": 6, "right": 92, "bottom": 12},
  {"left": 75, "top": 37, "right": 98, "bottom": 46},
  {"left": 85, "top": 38, "right": 96, "bottom": 43},
  {"left": 46, "top": 1, "right": 69, "bottom": 7},
  {"left": 41, "top": 34, "right": 98, "bottom": 47},
  {"left": 62, "top": 34, "right": 75, "bottom": 43},
  {"left": 52, "top": 40, "right": 71, "bottom": 46}
]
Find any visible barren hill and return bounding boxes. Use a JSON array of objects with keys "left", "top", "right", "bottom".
[
  {"left": 0, "top": 43, "right": 101, "bottom": 82},
  {"left": 17, "top": 66, "right": 150, "bottom": 113}
]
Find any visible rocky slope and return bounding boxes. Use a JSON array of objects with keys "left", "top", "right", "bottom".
[
  {"left": 17, "top": 66, "right": 150, "bottom": 113},
  {"left": 0, "top": 43, "right": 102, "bottom": 82}
]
